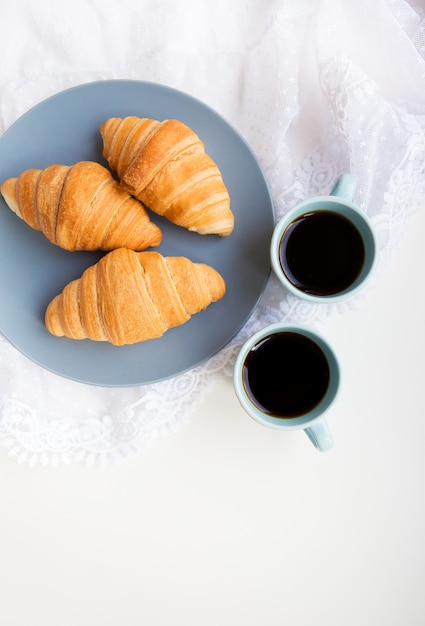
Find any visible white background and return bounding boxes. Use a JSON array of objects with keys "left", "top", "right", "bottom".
[{"left": 0, "top": 205, "right": 424, "bottom": 625}]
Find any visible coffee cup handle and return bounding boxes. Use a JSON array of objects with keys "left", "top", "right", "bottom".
[
  {"left": 329, "top": 173, "right": 357, "bottom": 202},
  {"left": 304, "top": 419, "right": 334, "bottom": 452}
]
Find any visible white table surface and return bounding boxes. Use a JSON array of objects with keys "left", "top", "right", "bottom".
[{"left": 0, "top": 205, "right": 424, "bottom": 625}]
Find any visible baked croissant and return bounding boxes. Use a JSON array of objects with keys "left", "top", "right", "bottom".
[
  {"left": 100, "top": 116, "right": 234, "bottom": 236},
  {"left": 0, "top": 161, "right": 162, "bottom": 252},
  {"left": 45, "top": 248, "right": 226, "bottom": 346}
]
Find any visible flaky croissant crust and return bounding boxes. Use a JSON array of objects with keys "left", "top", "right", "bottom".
[
  {"left": 100, "top": 117, "right": 234, "bottom": 237},
  {"left": 45, "top": 248, "right": 226, "bottom": 346},
  {"left": 0, "top": 161, "right": 162, "bottom": 252}
]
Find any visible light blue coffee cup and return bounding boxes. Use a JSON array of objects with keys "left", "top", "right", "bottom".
[
  {"left": 270, "top": 174, "right": 377, "bottom": 303},
  {"left": 233, "top": 323, "right": 340, "bottom": 452}
]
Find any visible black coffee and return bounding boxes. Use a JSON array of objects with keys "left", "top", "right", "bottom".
[
  {"left": 242, "top": 332, "right": 330, "bottom": 418},
  {"left": 279, "top": 210, "right": 365, "bottom": 296}
]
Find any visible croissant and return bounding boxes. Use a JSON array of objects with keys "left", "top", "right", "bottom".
[
  {"left": 0, "top": 161, "right": 162, "bottom": 252},
  {"left": 99, "top": 116, "right": 234, "bottom": 236},
  {"left": 45, "top": 248, "right": 226, "bottom": 346}
]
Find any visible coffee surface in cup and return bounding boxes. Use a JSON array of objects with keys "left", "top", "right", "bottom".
[
  {"left": 242, "top": 332, "right": 330, "bottom": 418},
  {"left": 279, "top": 210, "right": 365, "bottom": 296}
]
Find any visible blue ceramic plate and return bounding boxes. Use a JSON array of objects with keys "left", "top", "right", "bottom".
[{"left": 0, "top": 80, "right": 274, "bottom": 386}]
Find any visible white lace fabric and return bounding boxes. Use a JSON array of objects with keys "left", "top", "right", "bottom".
[{"left": 0, "top": 0, "right": 424, "bottom": 466}]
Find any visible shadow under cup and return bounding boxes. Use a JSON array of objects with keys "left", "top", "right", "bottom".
[{"left": 233, "top": 324, "right": 340, "bottom": 452}]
